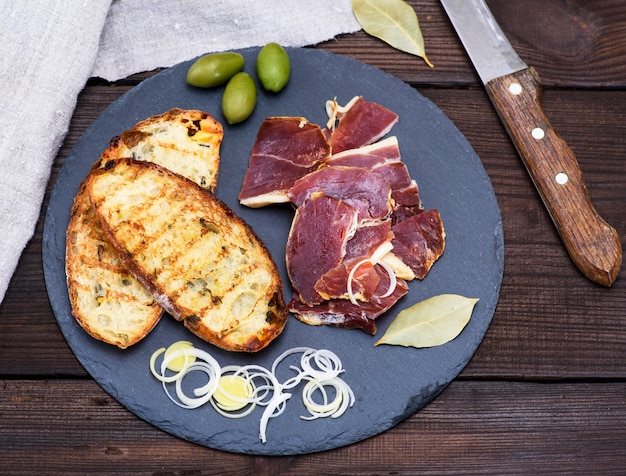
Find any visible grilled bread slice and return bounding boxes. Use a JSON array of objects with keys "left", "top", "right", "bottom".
[
  {"left": 87, "top": 158, "right": 288, "bottom": 352},
  {"left": 66, "top": 179, "right": 163, "bottom": 349},
  {"left": 98, "top": 108, "right": 223, "bottom": 190},
  {"left": 66, "top": 109, "right": 223, "bottom": 349}
]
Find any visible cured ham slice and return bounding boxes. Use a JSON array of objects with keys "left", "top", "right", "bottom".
[
  {"left": 315, "top": 221, "right": 393, "bottom": 302},
  {"left": 343, "top": 220, "right": 394, "bottom": 262},
  {"left": 322, "top": 260, "right": 381, "bottom": 303},
  {"left": 288, "top": 166, "right": 393, "bottom": 225},
  {"left": 289, "top": 267, "right": 409, "bottom": 335},
  {"left": 390, "top": 209, "right": 446, "bottom": 280},
  {"left": 252, "top": 116, "right": 330, "bottom": 165},
  {"left": 286, "top": 195, "right": 359, "bottom": 306},
  {"left": 239, "top": 117, "right": 331, "bottom": 207},
  {"left": 290, "top": 298, "right": 378, "bottom": 335},
  {"left": 239, "top": 155, "right": 318, "bottom": 207},
  {"left": 328, "top": 136, "right": 402, "bottom": 168},
  {"left": 326, "top": 97, "right": 399, "bottom": 154},
  {"left": 328, "top": 137, "right": 422, "bottom": 213}
]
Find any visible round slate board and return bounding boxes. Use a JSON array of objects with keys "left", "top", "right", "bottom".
[{"left": 43, "top": 47, "right": 504, "bottom": 455}]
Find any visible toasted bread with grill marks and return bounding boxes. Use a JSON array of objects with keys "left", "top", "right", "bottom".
[
  {"left": 97, "top": 108, "right": 223, "bottom": 189},
  {"left": 66, "top": 179, "right": 163, "bottom": 349},
  {"left": 86, "top": 158, "right": 288, "bottom": 353},
  {"left": 65, "top": 109, "right": 223, "bottom": 349}
]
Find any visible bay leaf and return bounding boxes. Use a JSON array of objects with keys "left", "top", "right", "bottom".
[
  {"left": 374, "top": 294, "right": 478, "bottom": 348},
  {"left": 352, "top": 0, "right": 433, "bottom": 67}
]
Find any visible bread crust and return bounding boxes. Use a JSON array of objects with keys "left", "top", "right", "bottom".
[{"left": 87, "top": 158, "right": 288, "bottom": 352}]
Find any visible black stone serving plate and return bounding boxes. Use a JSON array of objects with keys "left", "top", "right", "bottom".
[{"left": 43, "top": 47, "right": 504, "bottom": 455}]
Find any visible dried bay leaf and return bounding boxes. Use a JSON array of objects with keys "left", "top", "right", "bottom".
[
  {"left": 375, "top": 294, "right": 478, "bottom": 348},
  {"left": 352, "top": 0, "right": 433, "bottom": 67}
]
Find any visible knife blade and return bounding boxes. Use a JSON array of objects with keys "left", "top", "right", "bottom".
[{"left": 440, "top": 0, "right": 622, "bottom": 286}]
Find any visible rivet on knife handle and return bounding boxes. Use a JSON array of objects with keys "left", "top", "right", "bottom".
[{"left": 485, "top": 67, "right": 622, "bottom": 286}]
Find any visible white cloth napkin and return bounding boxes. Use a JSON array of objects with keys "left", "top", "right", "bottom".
[
  {"left": 93, "top": 0, "right": 360, "bottom": 81},
  {"left": 0, "top": 0, "right": 360, "bottom": 304}
]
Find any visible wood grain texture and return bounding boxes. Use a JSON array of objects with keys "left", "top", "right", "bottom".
[
  {"left": 485, "top": 67, "right": 621, "bottom": 286},
  {"left": 2, "top": 1, "right": 626, "bottom": 473},
  {"left": 317, "top": 0, "right": 626, "bottom": 88},
  {"left": 1, "top": 380, "right": 625, "bottom": 475}
]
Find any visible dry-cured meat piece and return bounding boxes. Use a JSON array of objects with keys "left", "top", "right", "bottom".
[
  {"left": 252, "top": 116, "right": 331, "bottom": 165},
  {"left": 239, "top": 117, "right": 331, "bottom": 207},
  {"left": 289, "top": 267, "right": 409, "bottom": 335},
  {"left": 286, "top": 195, "right": 359, "bottom": 306},
  {"left": 315, "top": 221, "right": 393, "bottom": 302},
  {"left": 390, "top": 209, "right": 446, "bottom": 280},
  {"left": 288, "top": 165, "right": 393, "bottom": 225},
  {"left": 328, "top": 136, "right": 402, "bottom": 168},
  {"left": 239, "top": 97, "right": 446, "bottom": 335},
  {"left": 328, "top": 137, "right": 422, "bottom": 213},
  {"left": 326, "top": 97, "right": 399, "bottom": 154},
  {"left": 239, "top": 155, "right": 319, "bottom": 207}
]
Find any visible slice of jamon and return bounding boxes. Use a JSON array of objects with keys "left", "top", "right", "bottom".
[
  {"left": 328, "top": 137, "right": 422, "bottom": 212},
  {"left": 327, "top": 136, "right": 402, "bottom": 168},
  {"left": 239, "top": 117, "right": 331, "bottom": 207},
  {"left": 286, "top": 195, "right": 359, "bottom": 306},
  {"left": 390, "top": 209, "right": 446, "bottom": 280},
  {"left": 288, "top": 165, "right": 393, "bottom": 224},
  {"left": 318, "top": 260, "right": 381, "bottom": 303},
  {"left": 239, "top": 155, "right": 319, "bottom": 207},
  {"left": 252, "top": 116, "right": 331, "bottom": 165},
  {"left": 390, "top": 203, "right": 423, "bottom": 225},
  {"left": 290, "top": 298, "right": 377, "bottom": 335},
  {"left": 343, "top": 220, "right": 394, "bottom": 261},
  {"left": 289, "top": 267, "right": 409, "bottom": 335},
  {"left": 326, "top": 97, "right": 399, "bottom": 154},
  {"left": 315, "top": 221, "right": 393, "bottom": 302}
]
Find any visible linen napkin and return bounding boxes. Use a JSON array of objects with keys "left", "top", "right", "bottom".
[
  {"left": 0, "top": 0, "right": 360, "bottom": 304},
  {"left": 0, "top": 0, "right": 112, "bottom": 304},
  {"left": 92, "top": 0, "right": 361, "bottom": 82}
]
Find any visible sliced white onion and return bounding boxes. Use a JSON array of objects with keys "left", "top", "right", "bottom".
[
  {"left": 376, "top": 259, "right": 398, "bottom": 298},
  {"left": 325, "top": 96, "right": 360, "bottom": 129},
  {"left": 300, "top": 348, "right": 344, "bottom": 381},
  {"left": 150, "top": 347, "right": 190, "bottom": 383},
  {"left": 171, "top": 361, "right": 219, "bottom": 409},
  {"left": 259, "top": 392, "right": 292, "bottom": 443},
  {"left": 209, "top": 368, "right": 258, "bottom": 419},
  {"left": 271, "top": 346, "right": 315, "bottom": 389},
  {"left": 300, "top": 377, "right": 355, "bottom": 420},
  {"left": 345, "top": 241, "right": 398, "bottom": 305},
  {"left": 346, "top": 258, "right": 371, "bottom": 305},
  {"left": 149, "top": 342, "right": 354, "bottom": 443}
]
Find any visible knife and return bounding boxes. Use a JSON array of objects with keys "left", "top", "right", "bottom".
[{"left": 440, "top": 0, "right": 622, "bottom": 286}]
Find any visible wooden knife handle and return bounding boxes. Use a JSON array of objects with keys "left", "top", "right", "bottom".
[{"left": 485, "top": 67, "right": 622, "bottom": 286}]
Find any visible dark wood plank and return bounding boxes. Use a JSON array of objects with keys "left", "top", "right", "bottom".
[
  {"left": 425, "top": 88, "right": 626, "bottom": 379},
  {"left": 2, "top": 380, "right": 625, "bottom": 475},
  {"left": 486, "top": 0, "right": 626, "bottom": 88},
  {"left": 318, "top": 0, "right": 626, "bottom": 88}
]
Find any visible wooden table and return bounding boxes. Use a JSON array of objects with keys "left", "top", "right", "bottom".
[{"left": 2, "top": 1, "right": 625, "bottom": 473}]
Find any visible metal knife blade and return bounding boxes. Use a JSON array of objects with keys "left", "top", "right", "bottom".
[{"left": 441, "top": 0, "right": 622, "bottom": 286}]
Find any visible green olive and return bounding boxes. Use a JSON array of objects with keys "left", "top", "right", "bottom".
[
  {"left": 221, "top": 72, "right": 257, "bottom": 124},
  {"left": 256, "top": 43, "right": 290, "bottom": 93},
  {"left": 186, "top": 52, "right": 245, "bottom": 88}
]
